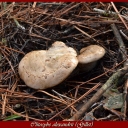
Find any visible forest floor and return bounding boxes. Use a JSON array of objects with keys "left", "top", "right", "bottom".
[{"left": 0, "top": 2, "right": 128, "bottom": 121}]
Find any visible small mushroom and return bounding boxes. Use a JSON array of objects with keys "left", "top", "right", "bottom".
[
  {"left": 18, "top": 41, "right": 78, "bottom": 89},
  {"left": 77, "top": 45, "right": 105, "bottom": 72}
]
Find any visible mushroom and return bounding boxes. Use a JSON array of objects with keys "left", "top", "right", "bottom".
[
  {"left": 18, "top": 42, "right": 106, "bottom": 89},
  {"left": 18, "top": 41, "right": 78, "bottom": 89},
  {"left": 77, "top": 45, "right": 105, "bottom": 72}
]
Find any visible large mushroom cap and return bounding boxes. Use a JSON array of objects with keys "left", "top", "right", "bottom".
[
  {"left": 18, "top": 41, "right": 78, "bottom": 89},
  {"left": 77, "top": 45, "right": 105, "bottom": 64}
]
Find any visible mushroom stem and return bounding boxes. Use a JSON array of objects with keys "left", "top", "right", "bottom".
[{"left": 78, "top": 61, "right": 97, "bottom": 72}]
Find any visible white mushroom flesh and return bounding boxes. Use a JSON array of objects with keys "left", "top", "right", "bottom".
[{"left": 18, "top": 41, "right": 78, "bottom": 89}]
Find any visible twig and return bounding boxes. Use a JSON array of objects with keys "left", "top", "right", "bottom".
[
  {"left": 111, "top": 23, "right": 128, "bottom": 66},
  {"left": 2, "top": 91, "right": 7, "bottom": 116},
  {"left": 38, "top": 90, "right": 77, "bottom": 112},
  {"left": 2, "top": 2, "right": 7, "bottom": 10},
  {"left": 52, "top": 89, "right": 75, "bottom": 101},
  {"left": 68, "top": 66, "right": 128, "bottom": 120},
  {"left": 0, "top": 45, "right": 25, "bottom": 55},
  {"left": 57, "top": 3, "right": 80, "bottom": 17},
  {"left": 1, "top": 3, "right": 25, "bottom": 31},
  {"left": 32, "top": 2, "right": 37, "bottom": 8},
  {"left": 0, "top": 2, "right": 15, "bottom": 17},
  {"left": 111, "top": 2, "right": 128, "bottom": 30},
  {"left": 120, "top": 30, "right": 128, "bottom": 41},
  {"left": 93, "top": 8, "right": 128, "bottom": 21},
  {"left": 111, "top": 23, "right": 128, "bottom": 120},
  {"left": 104, "top": 107, "right": 124, "bottom": 120},
  {"left": 93, "top": 8, "right": 116, "bottom": 15},
  {"left": 68, "top": 59, "right": 126, "bottom": 88},
  {"left": 0, "top": 87, "right": 77, "bottom": 106},
  {"left": 74, "top": 25, "right": 97, "bottom": 42},
  {"left": 1, "top": 51, "right": 15, "bottom": 74},
  {"left": 82, "top": 102, "right": 103, "bottom": 121},
  {"left": 5, "top": 105, "right": 44, "bottom": 121},
  {"left": 0, "top": 46, "right": 2, "bottom": 85},
  {"left": 122, "top": 79, "right": 128, "bottom": 120},
  {"left": 96, "top": 114, "right": 115, "bottom": 121},
  {"left": 48, "top": 83, "right": 101, "bottom": 120},
  {"left": 0, "top": 84, "right": 27, "bottom": 87},
  {"left": 29, "top": 33, "right": 51, "bottom": 41},
  {"left": 38, "top": 2, "right": 67, "bottom": 6},
  {"left": 14, "top": 18, "right": 25, "bottom": 31}
]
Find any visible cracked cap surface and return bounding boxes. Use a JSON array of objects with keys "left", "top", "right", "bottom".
[{"left": 18, "top": 41, "right": 78, "bottom": 89}]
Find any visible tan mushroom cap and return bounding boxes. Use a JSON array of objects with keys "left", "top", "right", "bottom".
[
  {"left": 77, "top": 45, "right": 105, "bottom": 64},
  {"left": 18, "top": 41, "right": 78, "bottom": 89}
]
